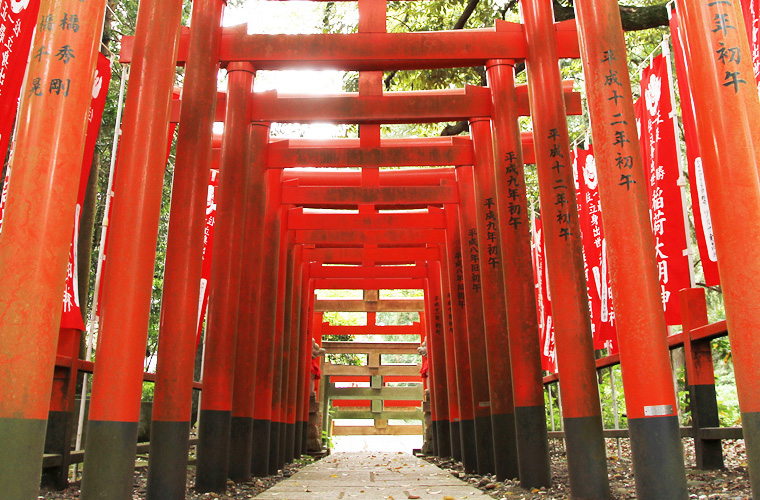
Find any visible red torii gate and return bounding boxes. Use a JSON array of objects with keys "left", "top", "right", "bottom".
[{"left": 1, "top": 0, "right": 760, "bottom": 499}]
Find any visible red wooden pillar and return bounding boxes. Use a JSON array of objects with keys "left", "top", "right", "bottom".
[
  {"left": 489, "top": 60, "right": 551, "bottom": 482},
  {"left": 434, "top": 238, "right": 462, "bottom": 460},
  {"left": 251, "top": 169, "right": 284, "bottom": 477},
  {"left": 420, "top": 304, "right": 438, "bottom": 456},
  {"left": 469, "top": 119, "right": 519, "bottom": 480},
  {"left": 228, "top": 123, "right": 269, "bottom": 482},
  {"left": 269, "top": 198, "right": 292, "bottom": 472},
  {"left": 427, "top": 260, "right": 451, "bottom": 457},
  {"left": 679, "top": 288, "right": 723, "bottom": 470},
  {"left": 0, "top": 0, "right": 106, "bottom": 495},
  {"left": 486, "top": 59, "right": 551, "bottom": 488},
  {"left": 297, "top": 259, "right": 314, "bottom": 454},
  {"left": 456, "top": 166, "right": 495, "bottom": 475},
  {"left": 277, "top": 224, "right": 297, "bottom": 467},
  {"left": 289, "top": 244, "right": 306, "bottom": 459},
  {"left": 520, "top": 0, "right": 610, "bottom": 496},
  {"left": 78, "top": 0, "right": 182, "bottom": 498},
  {"left": 443, "top": 203, "right": 478, "bottom": 472},
  {"left": 195, "top": 62, "right": 255, "bottom": 493},
  {"left": 573, "top": 0, "right": 689, "bottom": 495},
  {"left": 675, "top": 0, "right": 760, "bottom": 493},
  {"left": 146, "top": 0, "right": 225, "bottom": 497}
]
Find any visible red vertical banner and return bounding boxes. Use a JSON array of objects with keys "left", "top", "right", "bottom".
[
  {"left": 740, "top": 0, "right": 760, "bottom": 92},
  {"left": 531, "top": 216, "right": 556, "bottom": 373},
  {"left": 635, "top": 54, "right": 691, "bottom": 325},
  {"left": 59, "top": 53, "right": 110, "bottom": 330},
  {"left": 0, "top": 0, "right": 40, "bottom": 232},
  {"left": 196, "top": 168, "right": 218, "bottom": 348},
  {"left": 0, "top": 0, "right": 40, "bottom": 157},
  {"left": 572, "top": 146, "right": 617, "bottom": 351},
  {"left": 669, "top": 11, "right": 721, "bottom": 286}
]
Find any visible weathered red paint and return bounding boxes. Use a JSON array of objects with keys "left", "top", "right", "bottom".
[
  {"left": 232, "top": 124, "right": 270, "bottom": 422},
  {"left": 120, "top": 21, "right": 581, "bottom": 68},
  {"left": 199, "top": 63, "right": 255, "bottom": 414},
  {"left": 152, "top": 0, "right": 225, "bottom": 423}
]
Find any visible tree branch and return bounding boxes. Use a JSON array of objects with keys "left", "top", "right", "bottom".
[
  {"left": 453, "top": 0, "right": 481, "bottom": 30},
  {"left": 441, "top": 121, "right": 470, "bottom": 136},
  {"left": 553, "top": 0, "right": 669, "bottom": 31}
]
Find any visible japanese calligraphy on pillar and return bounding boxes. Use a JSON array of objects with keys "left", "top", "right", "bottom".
[
  {"left": 740, "top": 0, "right": 760, "bottom": 93},
  {"left": 547, "top": 128, "right": 572, "bottom": 241},
  {"left": 468, "top": 228, "right": 481, "bottom": 293},
  {"left": 634, "top": 54, "right": 691, "bottom": 325},
  {"left": 669, "top": 9, "right": 722, "bottom": 286},
  {"left": 706, "top": 0, "right": 753, "bottom": 93},
  {"left": 0, "top": 0, "right": 40, "bottom": 157},
  {"left": 572, "top": 146, "right": 617, "bottom": 351},
  {"left": 504, "top": 151, "right": 523, "bottom": 230},
  {"left": 454, "top": 251, "right": 465, "bottom": 307},
  {"left": 483, "top": 197, "right": 500, "bottom": 269},
  {"left": 599, "top": 49, "right": 639, "bottom": 191},
  {"left": 197, "top": 169, "right": 219, "bottom": 347},
  {"left": 433, "top": 294, "right": 442, "bottom": 337},
  {"left": 532, "top": 216, "right": 556, "bottom": 373}
]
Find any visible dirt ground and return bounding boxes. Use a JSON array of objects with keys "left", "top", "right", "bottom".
[
  {"left": 39, "top": 439, "right": 750, "bottom": 499},
  {"left": 423, "top": 439, "right": 751, "bottom": 499}
]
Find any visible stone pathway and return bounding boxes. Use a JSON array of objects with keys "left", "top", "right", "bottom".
[{"left": 253, "top": 452, "right": 490, "bottom": 500}]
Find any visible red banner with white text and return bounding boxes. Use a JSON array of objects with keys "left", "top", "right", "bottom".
[
  {"left": 196, "top": 168, "right": 218, "bottom": 349},
  {"left": 572, "top": 146, "right": 617, "bottom": 352},
  {"left": 741, "top": 0, "right": 760, "bottom": 93},
  {"left": 669, "top": 11, "right": 721, "bottom": 286},
  {"left": 635, "top": 53, "right": 691, "bottom": 325},
  {"left": 59, "top": 53, "right": 111, "bottom": 330},
  {"left": 0, "top": 0, "right": 40, "bottom": 159},
  {"left": 532, "top": 216, "right": 556, "bottom": 373}
]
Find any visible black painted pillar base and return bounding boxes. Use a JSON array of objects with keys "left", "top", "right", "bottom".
[
  {"left": 80, "top": 420, "right": 140, "bottom": 500},
  {"left": 295, "top": 419, "right": 305, "bottom": 458},
  {"left": 42, "top": 410, "right": 75, "bottom": 490},
  {"left": 474, "top": 415, "right": 495, "bottom": 475},
  {"left": 229, "top": 416, "right": 254, "bottom": 482},
  {"left": 563, "top": 415, "right": 610, "bottom": 499},
  {"left": 514, "top": 405, "right": 551, "bottom": 488},
  {"left": 628, "top": 415, "right": 687, "bottom": 499},
  {"left": 279, "top": 421, "right": 290, "bottom": 468},
  {"left": 429, "top": 420, "right": 438, "bottom": 456},
  {"left": 459, "top": 419, "right": 478, "bottom": 473},
  {"left": 300, "top": 421, "right": 308, "bottom": 457},
  {"left": 491, "top": 412, "right": 519, "bottom": 481},
  {"left": 146, "top": 420, "right": 191, "bottom": 500},
  {"left": 450, "top": 420, "right": 462, "bottom": 461},
  {"left": 195, "top": 409, "right": 231, "bottom": 493},
  {"left": 286, "top": 422, "right": 296, "bottom": 464},
  {"left": 269, "top": 421, "right": 281, "bottom": 475},
  {"left": 742, "top": 411, "right": 760, "bottom": 497},
  {"left": 251, "top": 419, "right": 271, "bottom": 477},
  {"left": 0, "top": 417, "right": 47, "bottom": 500},
  {"left": 688, "top": 384, "right": 724, "bottom": 470},
  {"left": 437, "top": 419, "right": 452, "bottom": 457}
]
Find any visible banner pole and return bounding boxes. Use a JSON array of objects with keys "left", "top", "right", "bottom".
[{"left": 662, "top": 34, "right": 697, "bottom": 288}]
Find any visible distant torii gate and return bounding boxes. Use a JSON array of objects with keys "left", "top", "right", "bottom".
[{"left": 1, "top": 0, "right": 760, "bottom": 499}]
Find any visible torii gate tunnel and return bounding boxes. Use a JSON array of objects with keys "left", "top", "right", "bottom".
[{"left": 0, "top": 0, "right": 759, "bottom": 498}]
